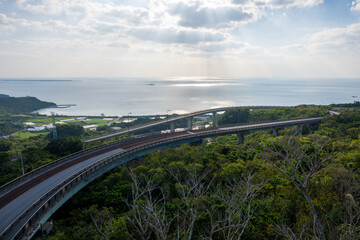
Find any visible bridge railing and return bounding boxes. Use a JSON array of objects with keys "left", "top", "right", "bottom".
[
  {"left": 2, "top": 134, "right": 182, "bottom": 239},
  {"left": 0, "top": 130, "right": 168, "bottom": 195},
  {"left": 84, "top": 105, "right": 285, "bottom": 142},
  {"left": 1, "top": 116, "right": 324, "bottom": 239},
  {"left": 217, "top": 116, "right": 326, "bottom": 129}
]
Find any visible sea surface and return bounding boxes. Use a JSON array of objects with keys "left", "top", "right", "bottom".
[{"left": 0, "top": 77, "right": 359, "bottom": 116}]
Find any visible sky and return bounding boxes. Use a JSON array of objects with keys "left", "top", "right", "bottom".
[{"left": 0, "top": 0, "right": 360, "bottom": 79}]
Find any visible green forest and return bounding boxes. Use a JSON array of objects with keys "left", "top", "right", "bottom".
[
  {"left": 1, "top": 104, "right": 360, "bottom": 239},
  {"left": 0, "top": 95, "right": 56, "bottom": 114},
  {"left": 41, "top": 107, "right": 360, "bottom": 239}
]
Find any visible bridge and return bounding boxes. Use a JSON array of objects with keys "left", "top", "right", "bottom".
[
  {"left": 85, "top": 105, "right": 283, "bottom": 143},
  {"left": 0, "top": 116, "right": 323, "bottom": 240}
]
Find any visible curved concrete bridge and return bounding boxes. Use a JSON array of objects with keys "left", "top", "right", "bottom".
[
  {"left": 85, "top": 105, "right": 283, "bottom": 143},
  {"left": 0, "top": 116, "right": 323, "bottom": 240}
]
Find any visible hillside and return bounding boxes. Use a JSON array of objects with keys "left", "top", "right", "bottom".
[{"left": 0, "top": 95, "right": 56, "bottom": 114}]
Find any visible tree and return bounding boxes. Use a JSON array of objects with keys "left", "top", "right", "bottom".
[
  {"left": 52, "top": 124, "right": 84, "bottom": 138},
  {"left": 122, "top": 170, "right": 155, "bottom": 240},
  {"left": 248, "top": 127, "right": 336, "bottom": 240},
  {"left": 90, "top": 207, "right": 128, "bottom": 240},
  {"left": 166, "top": 164, "right": 213, "bottom": 240},
  {"left": 218, "top": 109, "right": 250, "bottom": 125},
  {"left": 205, "top": 171, "right": 265, "bottom": 240},
  {"left": 0, "top": 139, "right": 12, "bottom": 151},
  {"left": 45, "top": 137, "right": 82, "bottom": 157}
]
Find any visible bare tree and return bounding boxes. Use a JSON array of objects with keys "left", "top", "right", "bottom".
[
  {"left": 208, "top": 171, "right": 265, "bottom": 240},
  {"left": 338, "top": 194, "right": 360, "bottom": 239},
  {"left": 122, "top": 170, "right": 155, "bottom": 240},
  {"left": 275, "top": 221, "right": 321, "bottom": 240},
  {"left": 90, "top": 208, "right": 118, "bottom": 240},
  {"left": 141, "top": 187, "right": 176, "bottom": 240},
  {"left": 166, "top": 164, "right": 213, "bottom": 240},
  {"left": 123, "top": 170, "right": 177, "bottom": 240},
  {"left": 248, "top": 126, "right": 336, "bottom": 240}
]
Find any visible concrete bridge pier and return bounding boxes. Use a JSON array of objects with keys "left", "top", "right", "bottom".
[
  {"left": 187, "top": 117, "right": 193, "bottom": 130},
  {"left": 170, "top": 122, "right": 175, "bottom": 133},
  {"left": 189, "top": 139, "right": 203, "bottom": 146},
  {"left": 273, "top": 128, "right": 282, "bottom": 136},
  {"left": 237, "top": 132, "right": 248, "bottom": 144},
  {"left": 212, "top": 112, "right": 217, "bottom": 128}
]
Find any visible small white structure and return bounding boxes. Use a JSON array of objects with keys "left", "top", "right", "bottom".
[
  {"left": 76, "top": 117, "right": 87, "bottom": 121},
  {"left": 83, "top": 125, "right": 98, "bottom": 131},
  {"left": 175, "top": 128, "right": 186, "bottom": 132},
  {"left": 60, "top": 118, "right": 75, "bottom": 122},
  {"left": 122, "top": 118, "right": 137, "bottom": 123}
]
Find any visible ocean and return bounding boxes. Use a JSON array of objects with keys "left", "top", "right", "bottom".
[{"left": 0, "top": 77, "right": 359, "bottom": 116}]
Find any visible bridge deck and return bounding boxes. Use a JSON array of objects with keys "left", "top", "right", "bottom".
[{"left": 85, "top": 105, "right": 281, "bottom": 143}]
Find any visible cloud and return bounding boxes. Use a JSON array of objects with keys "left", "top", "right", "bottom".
[
  {"left": 0, "top": 13, "right": 81, "bottom": 34},
  {"left": 168, "top": 2, "right": 256, "bottom": 29},
  {"left": 107, "top": 7, "right": 150, "bottom": 25},
  {"left": 1, "top": 0, "right": 353, "bottom": 63},
  {"left": 197, "top": 41, "right": 245, "bottom": 52},
  {"left": 309, "top": 23, "right": 360, "bottom": 52},
  {"left": 282, "top": 22, "right": 360, "bottom": 56},
  {"left": 351, "top": 0, "right": 360, "bottom": 11},
  {"left": 0, "top": 13, "right": 10, "bottom": 24},
  {"left": 16, "top": 0, "right": 65, "bottom": 15},
  {"left": 129, "top": 27, "right": 226, "bottom": 44},
  {"left": 232, "top": 0, "right": 324, "bottom": 9}
]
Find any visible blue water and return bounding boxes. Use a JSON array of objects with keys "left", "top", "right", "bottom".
[{"left": 0, "top": 78, "right": 359, "bottom": 116}]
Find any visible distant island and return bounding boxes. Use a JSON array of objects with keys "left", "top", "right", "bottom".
[{"left": 0, "top": 95, "right": 56, "bottom": 114}]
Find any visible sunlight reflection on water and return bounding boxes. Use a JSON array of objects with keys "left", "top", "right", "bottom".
[{"left": 1, "top": 78, "right": 359, "bottom": 116}]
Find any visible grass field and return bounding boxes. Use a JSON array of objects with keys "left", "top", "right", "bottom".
[
  {"left": 62, "top": 119, "right": 111, "bottom": 126},
  {"left": 83, "top": 119, "right": 110, "bottom": 125},
  {"left": 15, "top": 131, "right": 50, "bottom": 139},
  {"left": 25, "top": 116, "right": 71, "bottom": 124}
]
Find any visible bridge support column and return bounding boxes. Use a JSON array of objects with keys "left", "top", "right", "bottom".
[
  {"left": 187, "top": 117, "right": 193, "bottom": 130},
  {"left": 212, "top": 112, "right": 217, "bottom": 128},
  {"left": 82, "top": 136, "right": 85, "bottom": 150},
  {"left": 237, "top": 132, "right": 247, "bottom": 144},
  {"left": 170, "top": 122, "right": 175, "bottom": 133},
  {"left": 273, "top": 128, "right": 281, "bottom": 136},
  {"left": 189, "top": 139, "right": 203, "bottom": 146},
  {"left": 41, "top": 221, "right": 53, "bottom": 235}
]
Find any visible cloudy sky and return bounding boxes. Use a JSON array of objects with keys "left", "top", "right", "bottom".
[{"left": 0, "top": 0, "right": 360, "bottom": 78}]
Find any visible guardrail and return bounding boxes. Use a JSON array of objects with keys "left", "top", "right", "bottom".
[
  {"left": 217, "top": 116, "right": 326, "bottom": 129},
  {"left": 84, "top": 105, "right": 285, "bottom": 142},
  {"left": 0, "top": 142, "right": 110, "bottom": 195},
  {"left": 0, "top": 131, "right": 161, "bottom": 195},
  {"left": 1, "top": 134, "right": 197, "bottom": 239},
  {"left": 1, "top": 116, "right": 324, "bottom": 240}
]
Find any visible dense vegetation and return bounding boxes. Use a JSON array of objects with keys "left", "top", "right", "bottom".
[
  {"left": 53, "top": 125, "right": 84, "bottom": 139},
  {"left": 1, "top": 104, "right": 360, "bottom": 239},
  {"left": 330, "top": 101, "right": 360, "bottom": 108},
  {"left": 218, "top": 105, "right": 329, "bottom": 126},
  {"left": 0, "top": 122, "right": 23, "bottom": 135},
  {"left": 28, "top": 107, "right": 358, "bottom": 240},
  {"left": 0, "top": 96, "right": 56, "bottom": 114}
]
